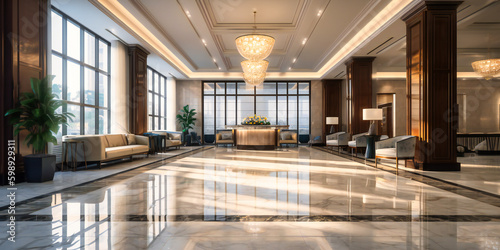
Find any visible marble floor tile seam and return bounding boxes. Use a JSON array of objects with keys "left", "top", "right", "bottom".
[
  {"left": 0, "top": 146, "right": 212, "bottom": 212},
  {"left": 4, "top": 214, "right": 500, "bottom": 222},
  {"left": 313, "top": 146, "right": 500, "bottom": 208}
]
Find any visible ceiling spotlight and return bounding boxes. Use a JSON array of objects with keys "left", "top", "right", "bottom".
[
  {"left": 186, "top": 10, "right": 191, "bottom": 18},
  {"left": 213, "top": 58, "right": 216, "bottom": 62},
  {"left": 202, "top": 39, "right": 207, "bottom": 45},
  {"left": 292, "top": 58, "right": 296, "bottom": 63},
  {"left": 288, "top": 67, "right": 292, "bottom": 70},
  {"left": 317, "top": 10, "right": 323, "bottom": 16},
  {"left": 302, "top": 38, "right": 307, "bottom": 45},
  {"left": 219, "top": 67, "right": 222, "bottom": 70}
]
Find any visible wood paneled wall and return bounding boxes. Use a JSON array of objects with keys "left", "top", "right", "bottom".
[
  {"left": 128, "top": 45, "right": 149, "bottom": 135},
  {"left": 346, "top": 57, "right": 375, "bottom": 135},
  {"left": 403, "top": 1, "right": 461, "bottom": 171},
  {"left": 1, "top": 0, "right": 49, "bottom": 185},
  {"left": 323, "top": 79, "right": 342, "bottom": 139}
]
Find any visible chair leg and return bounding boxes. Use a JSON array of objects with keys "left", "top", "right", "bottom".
[{"left": 396, "top": 157, "right": 399, "bottom": 173}]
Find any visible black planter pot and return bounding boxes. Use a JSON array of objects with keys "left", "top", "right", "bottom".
[{"left": 23, "top": 154, "right": 56, "bottom": 183}]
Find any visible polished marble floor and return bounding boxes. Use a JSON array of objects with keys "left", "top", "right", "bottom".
[{"left": 2, "top": 147, "right": 500, "bottom": 249}]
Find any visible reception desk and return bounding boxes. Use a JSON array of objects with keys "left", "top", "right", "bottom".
[{"left": 225, "top": 125, "right": 289, "bottom": 150}]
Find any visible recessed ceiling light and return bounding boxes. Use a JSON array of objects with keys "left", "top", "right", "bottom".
[
  {"left": 202, "top": 39, "right": 207, "bottom": 45},
  {"left": 302, "top": 38, "right": 307, "bottom": 45},
  {"left": 317, "top": 10, "right": 323, "bottom": 16},
  {"left": 219, "top": 67, "right": 222, "bottom": 70},
  {"left": 213, "top": 58, "right": 216, "bottom": 62},
  {"left": 289, "top": 67, "right": 292, "bottom": 70},
  {"left": 186, "top": 10, "right": 191, "bottom": 18},
  {"left": 293, "top": 58, "right": 296, "bottom": 63}
]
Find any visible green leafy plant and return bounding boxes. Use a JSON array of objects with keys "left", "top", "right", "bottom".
[
  {"left": 176, "top": 105, "right": 197, "bottom": 134},
  {"left": 5, "top": 76, "right": 74, "bottom": 154}
]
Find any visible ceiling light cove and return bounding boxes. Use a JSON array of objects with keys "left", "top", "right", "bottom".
[{"left": 90, "top": 0, "right": 418, "bottom": 80}]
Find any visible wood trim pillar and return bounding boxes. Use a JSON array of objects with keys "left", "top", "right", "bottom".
[
  {"left": 323, "top": 79, "right": 342, "bottom": 140},
  {"left": 346, "top": 57, "right": 375, "bottom": 135},
  {"left": 128, "top": 45, "right": 149, "bottom": 135},
  {"left": 402, "top": 1, "right": 462, "bottom": 171}
]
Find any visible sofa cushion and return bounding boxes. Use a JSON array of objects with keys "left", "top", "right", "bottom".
[
  {"left": 170, "top": 140, "right": 182, "bottom": 146},
  {"left": 376, "top": 148, "right": 397, "bottom": 158},
  {"left": 126, "top": 145, "right": 149, "bottom": 153},
  {"left": 105, "top": 134, "right": 127, "bottom": 147},
  {"left": 106, "top": 146, "right": 134, "bottom": 159},
  {"left": 326, "top": 140, "right": 338, "bottom": 146},
  {"left": 348, "top": 140, "right": 356, "bottom": 147},
  {"left": 127, "top": 134, "right": 136, "bottom": 145},
  {"left": 169, "top": 133, "right": 181, "bottom": 140}
]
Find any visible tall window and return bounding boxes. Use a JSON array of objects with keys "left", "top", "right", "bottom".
[
  {"left": 203, "top": 82, "right": 311, "bottom": 143},
  {"left": 147, "top": 67, "right": 168, "bottom": 131},
  {"left": 50, "top": 8, "right": 111, "bottom": 136}
]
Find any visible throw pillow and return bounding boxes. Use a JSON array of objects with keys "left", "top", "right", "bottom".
[
  {"left": 281, "top": 132, "right": 292, "bottom": 140},
  {"left": 221, "top": 133, "right": 232, "bottom": 140},
  {"left": 171, "top": 133, "right": 181, "bottom": 140},
  {"left": 127, "top": 134, "right": 136, "bottom": 145}
]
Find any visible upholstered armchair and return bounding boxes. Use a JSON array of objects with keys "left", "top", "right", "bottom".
[
  {"left": 375, "top": 135, "right": 416, "bottom": 172},
  {"left": 348, "top": 132, "right": 368, "bottom": 156},
  {"left": 279, "top": 130, "right": 298, "bottom": 147},
  {"left": 216, "top": 129, "right": 235, "bottom": 146},
  {"left": 326, "top": 132, "right": 349, "bottom": 153}
]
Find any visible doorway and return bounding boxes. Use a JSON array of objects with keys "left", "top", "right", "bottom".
[{"left": 377, "top": 93, "right": 396, "bottom": 138}]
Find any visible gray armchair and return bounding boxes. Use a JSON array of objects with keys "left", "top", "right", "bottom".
[
  {"left": 326, "top": 132, "right": 349, "bottom": 154},
  {"left": 348, "top": 132, "right": 368, "bottom": 156},
  {"left": 375, "top": 135, "right": 416, "bottom": 172}
]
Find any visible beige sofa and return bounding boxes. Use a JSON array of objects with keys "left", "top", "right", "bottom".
[{"left": 62, "top": 134, "right": 149, "bottom": 168}]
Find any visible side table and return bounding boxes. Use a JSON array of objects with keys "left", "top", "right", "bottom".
[{"left": 63, "top": 140, "right": 87, "bottom": 171}]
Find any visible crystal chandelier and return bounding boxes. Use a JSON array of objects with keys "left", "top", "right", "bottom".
[
  {"left": 243, "top": 72, "right": 266, "bottom": 86},
  {"left": 241, "top": 60, "right": 269, "bottom": 75},
  {"left": 472, "top": 59, "right": 500, "bottom": 80},
  {"left": 235, "top": 34, "right": 275, "bottom": 61}
]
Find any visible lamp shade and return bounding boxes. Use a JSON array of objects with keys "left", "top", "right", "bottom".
[
  {"left": 326, "top": 117, "right": 339, "bottom": 125},
  {"left": 363, "top": 109, "right": 383, "bottom": 120}
]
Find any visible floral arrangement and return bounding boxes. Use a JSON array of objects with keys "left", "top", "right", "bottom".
[{"left": 242, "top": 114, "right": 271, "bottom": 125}]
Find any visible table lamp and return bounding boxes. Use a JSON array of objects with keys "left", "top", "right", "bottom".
[
  {"left": 326, "top": 117, "right": 339, "bottom": 134},
  {"left": 363, "top": 109, "right": 383, "bottom": 135}
]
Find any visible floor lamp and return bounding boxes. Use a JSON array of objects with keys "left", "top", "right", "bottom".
[
  {"left": 363, "top": 109, "right": 383, "bottom": 135},
  {"left": 326, "top": 117, "right": 339, "bottom": 134}
]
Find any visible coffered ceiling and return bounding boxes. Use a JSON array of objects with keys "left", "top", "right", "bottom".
[{"left": 79, "top": 0, "right": 500, "bottom": 80}]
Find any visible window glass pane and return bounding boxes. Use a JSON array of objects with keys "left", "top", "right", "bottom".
[
  {"left": 160, "top": 97, "right": 165, "bottom": 118},
  {"left": 204, "top": 82, "right": 214, "bottom": 95},
  {"left": 298, "top": 82, "right": 309, "bottom": 95},
  {"left": 154, "top": 94, "right": 159, "bottom": 116},
  {"left": 99, "top": 73, "right": 108, "bottom": 107},
  {"left": 67, "top": 104, "right": 81, "bottom": 135},
  {"left": 84, "top": 67, "right": 95, "bottom": 105},
  {"left": 226, "top": 82, "right": 236, "bottom": 94},
  {"left": 99, "top": 109, "right": 108, "bottom": 134},
  {"left": 84, "top": 32, "right": 95, "bottom": 66},
  {"left": 216, "top": 96, "right": 225, "bottom": 129},
  {"left": 51, "top": 12, "right": 62, "bottom": 53},
  {"left": 161, "top": 77, "right": 165, "bottom": 96},
  {"left": 299, "top": 96, "right": 310, "bottom": 134},
  {"left": 149, "top": 116, "right": 153, "bottom": 131},
  {"left": 99, "top": 40, "right": 108, "bottom": 71},
  {"left": 67, "top": 21, "right": 80, "bottom": 60},
  {"left": 55, "top": 106, "right": 63, "bottom": 139},
  {"left": 148, "top": 69, "right": 153, "bottom": 91},
  {"left": 278, "top": 82, "right": 287, "bottom": 94},
  {"left": 288, "top": 96, "right": 298, "bottom": 129},
  {"left": 216, "top": 82, "right": 225, "bottom": 95},
  {"left": 204, "top": 96, "right": 215, "bottom": 135},
  {"left": 277, "top": 96, "right": 287, "bottom": 125},
  {"left": 84, "top": 107, "right": 95, "bottom": 134},
  {"left": 256, "top": 96, "right": 276, "bottom": 125},
  {"left": 155, "top": 73, "right": 160, "bottom": 95},
  {"left": 67, "top": 61, "right": 80, "bottom": 103},
  {"left": 51, "top": 55, "right": 63, "bottom": 99},
  {"left": 288, "top": 82, "right": 298, "bottom": 95},
  {"left": 148, "top": 92, "right": 153, "bottom": 116},
  {"left": 238, "top": 82, "right": 254, "bottom": 95},
  {"left": 256, "top": 82, "right": 276, "bottom": 95},
  {"left": 226, "top": 96, "right": 236, "bottom": 125},
  {"left": 237, "top": 96, "right": 254, "bottom": 122}
]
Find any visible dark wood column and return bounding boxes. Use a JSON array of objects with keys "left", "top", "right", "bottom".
[
  {"left": 323, "top": 79, "right": 342, "bottom": 140},
  {"left": 1, "top": 0, "right": 49, "bottom": 185},
  {"left": 345, "top": 57, "right": 375, "bottom": 135},
  {"left": 128, "top": 45, "right": 150, "bottom": 135},
  {"left": 402, "top": 1, "right": 462, "bottom": 171}
]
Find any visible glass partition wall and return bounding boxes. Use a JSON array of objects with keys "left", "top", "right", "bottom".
[{"left": 203, "top": 81, "right": 311, "bottom": 144}]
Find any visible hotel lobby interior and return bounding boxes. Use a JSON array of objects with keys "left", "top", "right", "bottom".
[{"left": 2, "top": 0, "right": 500, "bottom": 249}]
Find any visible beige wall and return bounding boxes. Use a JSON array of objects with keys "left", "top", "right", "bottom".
[
  {"left": 176, "top": 80, "right": 203, "bottom": 135},
  {"left": 110, "top": 40, "right": 130, "bottom": 134},
  {"left": 457, "top": 78, "right": 500, "bottom": 133},
  {"left": 310, "top": 80, "right": 324, "bottom": 140},
  {"left": 372, "top": 80, "right": 406, "bottom": 136}
]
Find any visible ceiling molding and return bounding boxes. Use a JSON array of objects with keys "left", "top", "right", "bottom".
[
  {"left": 196, "top": 0, "right": 309, "bottom": 30},
  {"left": 130, "top": 0, "right": 199, "bottom": 70}
]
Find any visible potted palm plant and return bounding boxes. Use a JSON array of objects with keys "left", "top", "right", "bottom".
[
  {"left": 176, "top": 105, "right": 197, "bottom": 145},
  {"left": 5, "top": 76, "right": 73, "bottom": 182}
]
